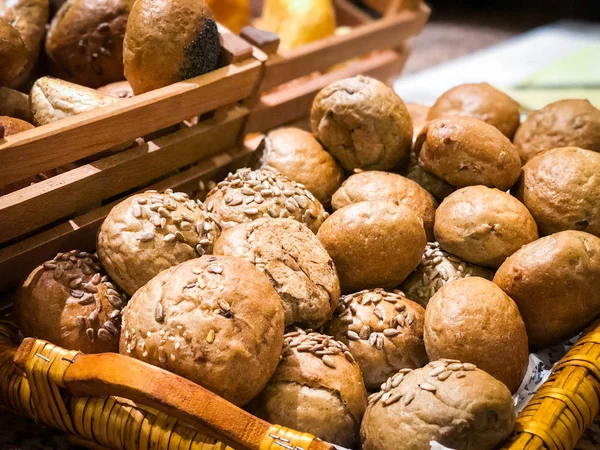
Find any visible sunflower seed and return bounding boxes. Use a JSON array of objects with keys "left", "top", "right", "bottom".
[
  {"left": 463, "top": 363, "right": 477, "bottom": 371},
  {"left": 344, "top": 351, "right": 354, "bottom": 363},
  {"left": 373, "top": 309, "right": 384, "bottom": 320},
  {"left": 206, "top": 329, "right": 215, "bottom": 343},
  {"left": 359, "top": 325, "right": 371, "bottom": 340},
  {"left": 97, "top": 328, "right": 112, "bottom": 341},
  {"left": 437, "top": 371, "right": 452, "bottom": 381},
  {"left": 218, "top": 299, "right": 230, "bottom": 311},
  {"left": 69, "top": 278, "right": 82, "bottom": 288},
  {"left": 71, "top": 290, "right": 84, "bottom": 298},
  {"left": 384, "top": 328, "right": 401, "bottom": 338},
  {"left": 430, "top": 366, "right": 446, "bottom": 377},
  {"left": 391, "top": 373, "right": 405, "bottom": 388},
  {"left": 207, "top": 265, "right": 223, "bottom": 274},
  {"left": 158, "top": 346, "right": 167, "bottom": 363},
  {"left": 107, "top": 295, "right": 123, "bottom": 308},
  {"left": 137, "top": 232, "right": 154, "bottom": 242},
  {"left": 406, "top": 311, "right": 415, "bottom": 325},
  {"left": 383, "top": 393, "right": 402, "bottom": 407},
  {"left": 376, "top": 334, "right": 384, "bottom": 350},
  {"left": 155, "top": 302, "right": 164, "bottom": 322},
  {"left": 368, "top": 391, "right": 384, "bottom": 405},
  {"left": 448, "top": 363, "right": 463, "bottom": 371},
  {"left": 456, "top": 372, "right": 466, "bottom": 378},
  {"left": 395, "top": 303, "right": 406, "bottom": 312},
  {"left": 86, "top": 328, "right": 95, "bottom": 341},
  {"left": 403, "top": 392, "right": 415, "bottom": 406},
  {"left": 110, "top": 310, "right": 120, "bottom": 320},
  {"left": 381, "top": 392, "right": 392, "bottom": 404},
  {"left": 179, "top": 221, "right": 192, "bottom": 231},
  {"left": 91, "top": 273, "right": 101, "bottom": 285},
  {"left": 368, "top": 333, "right": 377, "bottom": 347},
  {"left": 43, "top": 262, "right": 57, "bottom": 270},
  {"left": 347, "top": 330, "right": 360, "bottom": 341},
  {"left": 420, "top": 382, "right": 436, "bottom": 392},
  {"left": 244, "top": 208, "right": 259, "bottom": 216},
  {"left": 322, "top": 355, "right": 336, "bottom": 368},
  {"left": 163, "top": 234, "right": 176, "bottom": 243}
]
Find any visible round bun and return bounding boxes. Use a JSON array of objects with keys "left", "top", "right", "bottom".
[
  {"left": 401, "top": 242, "right": 494, "bottom": 307},
  {"left": 45, "top": 0, "right": 134, "bottom": 88},
  {"left": 415, "top": 117, "right": 521, "bottom": 191},
  {"left": 406, "top": 103, "right": 430, "bottom": 140},
  {"left": 0, "top": 116, "right": 34, "bottom": 135},
  {"left": 311, "top": 75, "right": 413, "bottom": 172},
  {"left": 206, "top": 0, "right": 249, "bottom": 33},
  {"left": 427, "top": 83, "right": 521, "bottom": 139},
  {"left": 494, "top": 230, "right": 600, "bottom": 348},
  {"left": 332, "top": 171, "right": 438, "bottom": 240},
  {"left": 434, "top": 186, "right": 539, "bottom": 268},
  {"left": 0, "top": 20, "right": 27, "bottom": 86},
  {"left": 213, "top": 218, "right": 340, "bottom": 328},
  {"left": 514, "top": 99, "right": 600, "bottom": 163},
  {"left": 360, "top": 361, "right": 515, "bottom": 450},
  {"left": 424, "top": 277, "right": 529, "bottom": 392},
  {"left": 248, "top": 330, "right": 367, "bottom": 448},
  {"left": 204, "top": 168, "right": 328, "bottom": 233},
  {"left": 250, "top": 127, "right": 344, "bottom": 206},
  {"left": 317, "top": 200, "right": 426, "bottom": 293},
  {"left": 0, "top": 86, "right": 33, "bottom": 122},
  {"left": 121, "top": 255, "right": 285, "bottom": 406},
  {"left": 15, "top": 250, "right": 127, "bottom": 353},
  {"left": 403, "top": 151, "right": 455, "bottom": 202},
  {"left": 97, "top": 189, "right": 219, "bottom": 295},
  {"left": 123, "top": 0, "right": 220, "bottom": 94},
  {"left": 514, "top": 147, "right": 600, "bottom": 237},
  {"left": 97, "top": 80, "right": 134, "bottom": 98},
  {"left": 324, "top": 289, "right": 427, "bottom": 390}
]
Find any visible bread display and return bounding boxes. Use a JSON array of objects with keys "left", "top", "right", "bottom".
[
  {"left": 206, "top": 0, "right": 249, "bottom": 33},
  {"left": 0, "top": 19, "right": 27, "bottom": 86},
  {"left": 15, "top": 250, "right": 127, "bottom": 354},
  {"left": 123, "top": 0, "right": 220, "bottom": 94},
  {"left": 514, "top": 147, "right": 600, "bottom": 237},
  {"left": 317, "top": 200, "right": 426, "bottom": 293},
  {"left": 332, "top": 171, "right": 437, "bottom": 240},
  {"left": 424, "top": 277, "right": 529, "bottom": 392},
  {"left": 406, "top": 103, "right": 430, "bottom": 140},
  {"left": 311, "top": 76, "right": 413, "bottom": 172},
  {"left": 415, "top": 116, "right": 522, "bottom": 191},
  {"left": 204, "top": 168, "right": 328, "bottom": 233},
  {"left": 97, "top": 189, "right": 219, "bottom": 295},
  {"left": 213, "top": 218, "right": 340, "bottom": 328},
  {"left": 434, "top": 186, "right": 539, "bottom": 268},
  {"left": 403, "top": 151, "right": 455, "bottom": 201},
  {"left": 248, "top": 330, "right": 367, "bottom": 448},
  {"left": 494, "top": 231, "right": 600, "bottom": 348},
  {"left": 120, "top": 255, "right": 285, "bottom": 406},
  {"left": 401, "top": 241, "right": 494, "bottom": 307},
  {"left": 324, "top": 289, "right": 427, "bottom": 390},
  {"left": 427, "top": 82, "right": 521, "bottom": 139},
  {"left": 360, "top": 361, "right": 515, "bottom": 450},
  {"left": 250, "top": 127, "right": 344, "bottom": 206},
  {"left": 97, "top": 80, "right": 134, "bottom": 98},
  {"left": 514, "top": 99, "right": 600, "bottom": 163}
]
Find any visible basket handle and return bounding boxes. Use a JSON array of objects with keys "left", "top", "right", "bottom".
[{"left": 14, "top": 338, "right": 335, "bottom": 450}]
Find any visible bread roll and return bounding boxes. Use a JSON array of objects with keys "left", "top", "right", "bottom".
[
  {"left": 494, "top": 231, "right": 600, "bottom": 348},
  {"left": 97, "top": 80, "right": 134, "bottom": 98},
  {"left": 317, "top": 201, "right": 426, "bottom": 293},
  {"left": 121, "top": 255, "right": 285, "bottom": 406},
  {"left": 206, "top": 0, "right": 249, "bottom": 33},
  {"left": 360, "top": 361, "right": 515, "bottom": 450},
  {"left": 415, "top": 117, "right": 521, "bottom": 191},
  {"left": 434, "top": 186, "right": 539, "bottom": 268},
  {"left": 0, "top": 87, "right": 32, "bottom": 122},
  {"left": 403, "top": 151, "right": 455, "bottom": 202},
  {"left": 0, "top": 20, "right": 27, "bottom": 86},
  {"left": 311, "top": 76, "right": 413, "bottom": 172},
  {"left": 123, "top": 0, "right": 220, "bottom": 94},
  {"left": 0, "top": 116, "right": 33, "bottom": 136},
  {"left": 15, "top": 250, "right": 127, "bottom": 354}
]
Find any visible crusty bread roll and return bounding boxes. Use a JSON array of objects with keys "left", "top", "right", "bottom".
[
  {"left": 0, "top": 20, "right": 27, "bottom": 86},
  {"left": 0, "top": 116, "right": 34, "bottom": 136},
  {"left": 361, "top": 360, "right": 515, "bottom": 450},
  {"left": 121, "top": 255, "right": 285, "bottom": 406},
  {"left": 97, "top": 80, "right": 134, "bottom": 99}
]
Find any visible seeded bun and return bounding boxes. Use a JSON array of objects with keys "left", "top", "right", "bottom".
[
  {"left": 514, "top": 147, "right": 600, "bottom": 237},
  {"left": 514, "top": 99, "right": 600, "bottom": 163},
  {"left": 213, "top": 218, "right": 340, "bottom": 328},
  {"left": 360, "top": 361, "right": 515, "bottom": 450},
  {"left": 121, "top": 255, "right": 285, "bottom": 406},
  {"left": 97, "top": 80, "right": 134, "bottom": 98},
  {"left": 15, "top": 250, "right": 127, "bottom": 353},
  {"left": 311, "top": 75, "right": 413, "bottom": 172},
  {"left": 427, "top": 83, "right": 521, "bottom": 139},
  {"left": 317, "top": 201, "right": 426, "bottom": 293},
  {"left": 97, "top": 189, "right": 219, "bottom": 295},
  {"left": 406, "top": 103, "right": 430, "bottom": 140},
  {"left": 434, "top": 186, "right": 539, "bottom": 268},
  {"left": 424, "top": 277, "right": 529, "bottom": 392},
  {"left": 401, "top": 242, "right": 494, "bottom": 307},
  {"left": 324, "top": 289, "right": 427, "bottom": 390},
  {"left": 415, "top": 117, "right": 522, "bottom": 191},
  {"left": 403, "top": 152, "right": 455, "bottom": 202},
  {"left": 205, "top": 168, "right": 328, "bottom": 233},
  {"left": 250, "top": 128, "right": 344, "bottom": 206},
  {"left": 0, "top": 116, "right": 34, "bottom": 136},
  {"left": 123, "top": 0, "right": 220, "bottom": 94},
  {"left": 45, "top": 0, "right": 134, "bottom": 88},
  {"left": 332, "top": 171, "right": 438, "bottom": 240},
  {"left": 0, "top": 20, "right": 27, "bottom": 86},
  {"left": 494, "top": 231, "right": 600, "bottom": 348},
  {"left": 248, "top": 330, "right": 367, "bottom": 448}
]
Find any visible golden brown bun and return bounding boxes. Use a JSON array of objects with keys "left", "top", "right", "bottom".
[
  {"left": 15, "top": 250, "right": 127, "bottom": 354},
  {"left": 0, "top": 87, "right": 32, "bottom": 122},
  {"left": 514, "top": 99, "right": 600, "bottom": 163},
  {"left": 324, "top": 289, "right": 427, "bottom": 390},
  {"left": 97, "top": 80, "right": 134, "bottom": 98},
  {"left": 428, "top": 83, "right": 521, "bottom": 139},
  {"left": 0, "top": 116, "right": 34, "bottom": 135},
  {"left": 317, "top": 200, "right": 426, "bottom": 293},
  {"left": 205, "top": 168, "right": 328, "bottom": 233},
  {"left": 360, "top": 361, "right": 515, "bottom": 450},
  {"left": 406, "top": 103, "right": 430, "bottom": 140},
  {"left": 434, "top": 186, "right": 538, "bottom": 268},
  {"left": 206, "top": 0, "right": 249, "bottom": 33},
  {"left": 494, "top": 231, "right": 600, "bottom": 348},
  {"left": 0, "top": 116, "right": 39, "bottom": 194},
  {"left": 311, "top": 76, "right": 413, "bottom": 172},
  {"left": 415, "top": 117, "right": 522, "bottom": 191},
  {"left": 248, "top": 330, "right": 367, "bottom": 448},
  {"left": 250, "top": 127, "right": 344, "bottom": 206},
  {"left": 45, "top": 0, "right": 134, "bottom": 88},
  {"left": 120, "top": 255, "right": 285, "bottom": 406},
  {"left": 401, "top": 242, "right": 494, "bottom": 307},
  {"left": 97, "top": 189, "right": 219, "bottom": 295},
  {"left": 424, "top": 277, "right": 529, "bottom": 393},
  {"left": 403, "top": 151, "right": 455, "bottom": 202},
  {"left": 0, "top": 20, "right": 27, "bottom": 86},
  {"left": 213, "top": 218, "right": 340, "bottom": 328},
  {"left": 123, "top": 0, "right": 220, "bottom": 94},
  {"left": 514, "top": 147, "right": 600, "bottom": 237},
  {"left": 332, "top": 171, "right": 437, "bottom": 240}
]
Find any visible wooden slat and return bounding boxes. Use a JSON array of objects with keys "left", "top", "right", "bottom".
[
  {"left": 0, "top": 107, "right": 249, "bottom": 245},
  {"left": 333, "top": 0, "right": 375, "bottom": 26}
]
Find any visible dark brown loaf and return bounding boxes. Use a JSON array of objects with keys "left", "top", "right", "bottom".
[{"left": 0, "top": 20, "right": 27, "bottom": 86}]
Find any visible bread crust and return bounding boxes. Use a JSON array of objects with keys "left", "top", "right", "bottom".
[{"left": 0, "top": 20, "right": 27, "bottom": 85}]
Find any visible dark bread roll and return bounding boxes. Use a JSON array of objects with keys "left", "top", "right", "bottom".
[{"left": 0, "top": 20, "right": 27, "bottom": 86}]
